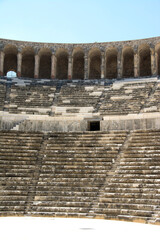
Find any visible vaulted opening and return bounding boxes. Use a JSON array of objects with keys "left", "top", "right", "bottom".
[
  {"left": 106, "top": 48, "right": 117, "bottom": 79},
  {"left": 72, "top": 48, "right": 84, "bottom": 79},
  {"left": 4, "top": 45, "right": 17, "bottom": 76},
  {"left": 139, "top": 45, "right": 151, "bottom": 77},
  {"left": 22, "top": 47, "right": 34, "bottom": 78},
  {"left": 156, "top": 44, "right": 160, "bottom": 75},
  {"left": 56, "top": 49, "right": 68, "bottom": 79},
  {"left": 123, "top": 47, "right": 134, "bottom": 78},
  {"left": 39, "top": 48, "right": 52, "bottom": 79},
  {"left": 89, "top": 49, "right": 101, "bottom": 79}
]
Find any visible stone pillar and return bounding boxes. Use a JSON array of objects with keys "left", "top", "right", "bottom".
[
  {"left": 34, "top": 54, "right": 40, "bottom": 79},
  {"left": 84, "top": 51, "right": 89, "bottom": 79},
  {"left": 0, "top": 51, "right": 5, "bottom": 76},
  {"left": 17, "top": 52, "right": 22, "bottom": 77},
  {"left": 117, "top": 48, "right": 122, "bottom": 79},
  {"left": 101, "top": 51, "right": 105, "bottom": 79},
  {"left": 68, "top": 53, "right": 73, "bottom": 80},
  {"left": 51, "top": 53, "right": 57, "bottom": 79},
  {"left": 151, "top": 47, "right": 156, "bottom": 76},
  {"left": 155, "top": 52, "right": 159, "bottom": 75},
  {"left": 134, "top": 47, "right": 139, "bottom": 78}
]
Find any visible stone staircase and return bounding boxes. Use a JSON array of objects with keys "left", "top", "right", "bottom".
[
  {"left": 0, "top": 131, "right": 43, "bottom": 216},
  {"left": 29, "top": 131, "right": 128, "bottom": 217},
  {"left": 93, "top": 130, "right": 160, "bottom": 223}
]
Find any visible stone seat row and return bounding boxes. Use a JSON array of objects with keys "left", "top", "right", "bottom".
[{"left": 0, "top": 79, "right": 158, "bottom": 115}]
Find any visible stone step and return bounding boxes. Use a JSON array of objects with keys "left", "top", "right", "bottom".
[
  {"left": 103, "top": 187, "right": 160, "bottom": 194},
  {"left": 97, "top": 203, "right": 157, "bottom": 211},
  {"left": 102, "top": 192, "right": 160, "bottom": 199},
  {"left": 98, "top": 197, "right": 160, "bottom": 205},
  {"left": 30, "top": 206, "right": 91, "bottom": 213},
  {"left": 115, "top": 170, "right": 160, "bottom": 174},
  {"left": 94, "top": 208, "right": 153, "bottom": 217},
  {"left": 111, "top": 174, "right": 160, "bottom": 178},
  {"left": 32, "top": 201, "right": 93, "bottom": 207}
]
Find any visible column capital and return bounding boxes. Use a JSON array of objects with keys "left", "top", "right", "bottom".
[
  {"left": 0, "top": 51, "right": 5, "bottom": 57},
  {"left": 117, "top": 46, "right": 122, "bottom": 53},
  {"left": 0, "top": 43, "right": 4, "bottom": 51},
  {"left": 34, "top": 47, "right": 40, "bottom": 56},
  {"left": 150, "top": 46, "right": 155, "bottom": 55},
  {"left": 133, "top": 45, "right": 138, "bottom": 54},
  {"left": 51, "top": 51, "right": 56, "bottom": 56},
  {"left": 84, "top": 49, "right": 89, "bottom": 57}
]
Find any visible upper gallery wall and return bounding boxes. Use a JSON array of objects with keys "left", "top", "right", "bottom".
[{"left": 0, "top": 37, "right": 160, "bottom": 80}]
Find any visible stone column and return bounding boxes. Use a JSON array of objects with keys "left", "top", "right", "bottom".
[
  {"left": 51, "top": 53, "right": 57, "bottom": 79},
  {"left": 151, "top": 47, "right": 156, "bottom": 76},
  {"left": 0, "top": 51, "right": 5, "bottom": 76},
  {"left": 101, "top": 51, "right": 105, "bottom": 79},
  {"left": 34, "top": 54, "right": 40, "bottom": 79},
  {"left": 117, "top": 48, "right": 122, "bottom": 79},
  {"left": 68, "top": 53, "right": 73, "bottom": 80},
  {"left": 155, "top": 52, "right": 159, "bottom": 75},
  {"left": 84, "top": 51, "right": 89, "bottom": 79},
  {"left": 134, "top": 47, "right": 139, "bottom": 78},
  {"left": 17, "top": 52, "right": 22, "bottom": 77}
]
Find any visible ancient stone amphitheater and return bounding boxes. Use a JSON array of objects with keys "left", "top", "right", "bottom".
[{"left": 0, "top": 36, "right": 160, "bottom": 225}]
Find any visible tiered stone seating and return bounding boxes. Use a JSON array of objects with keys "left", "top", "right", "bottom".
[
  {"left": 0, "top": 131, "right": 43, "bottom": 216},
  {"left": 29, "top": 131, "right": 128, "bottom": 217},
  {"left": 94, "top": 130, "right": 160, "bottom": 223},
  {"left": 57, "top": 85, "right": 103, "bottom": 107},
  {"left": 0, "top": 84, "right": 6, "bottom": 111},
  {"left": 54, "top": 84, "right": 104, "bottom": 114},
  {"left": 99, "top": 82, "right": 154, "bottom": 115},
  {"left": 142, "top": 82, "right": 160, "bottom": 112},
  {"left": 9, "top": 85, "right": 56, "bottom": 115}
]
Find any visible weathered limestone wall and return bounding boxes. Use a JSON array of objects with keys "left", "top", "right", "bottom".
[
  {"left": 0, "top": 112, "right": 160, "bottom": 132},
  {"left": 101, "top": 113, "right": 160, "bottom": 131},
  {"left": 0, "top": 36, "right": 160, "bottom": 80}
]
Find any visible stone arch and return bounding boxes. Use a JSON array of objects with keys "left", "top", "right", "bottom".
[
  {"left": 21, "top": 47, "right": 35, "bottom": 78},
  {"left": 155, "top": 43, "right": 160, "bottom": 75},
  {"left": 4, "top": 45, "right": 18, "bottom": 75},
  {"left": 89, "top": 48, "right": 101, "bottom": 79},
  {"left": 139, "top": 44, "right": 151, "bottom": 77},
  {"left": 56, "top": 48, "right": 68, "bottom": 79},
  {"left": 106, "top": 48, "right": 117, "bottom": 79},
  {"left": 122, "top": 46, "right": 134, "bottom": 78},
  {"left": 39, "top": 48, "right": 52, "bottom": 79},
  {"left": 72, "top": 47, "right": 84, "bottom": 79}
]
